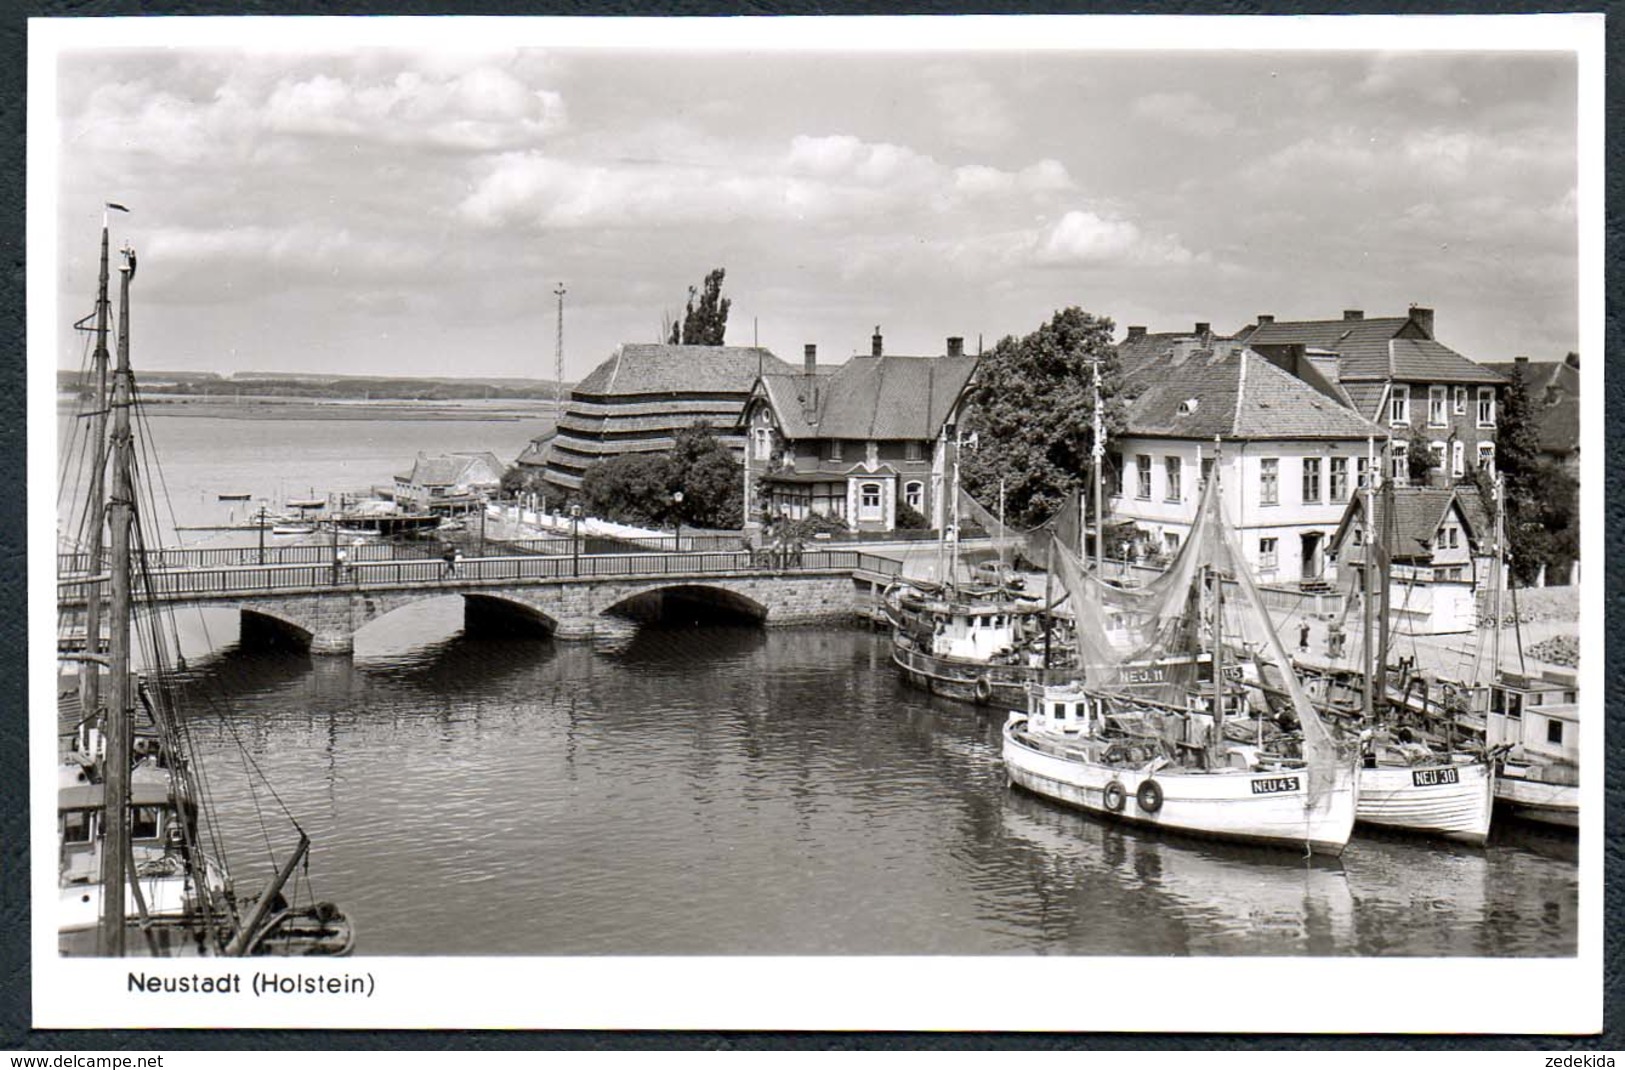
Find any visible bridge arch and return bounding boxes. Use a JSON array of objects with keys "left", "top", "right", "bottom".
[
  {"left": 239, "top": 606, "right": 316, "bottom": 649},
  {"left": 602, "top": 583, "right": 770, "bottom": 627}
]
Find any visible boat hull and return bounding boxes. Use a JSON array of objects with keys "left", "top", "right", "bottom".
[
  {"left": 1355, "top": 759, "right": 1494, "bottom": 846},
  {"left": 1494, "top": 774, "right": 1579, "bottom": 829},
  {"left": 892, "top": 643, "right": 1070, "bottom": 708},
  {"left": 1002, "top": 717, "right": 1357, "bottom": 856}
]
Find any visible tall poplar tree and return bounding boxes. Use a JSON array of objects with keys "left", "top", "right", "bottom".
[{"left": 667, "top": 268, "right": 732, "bottom": 346}]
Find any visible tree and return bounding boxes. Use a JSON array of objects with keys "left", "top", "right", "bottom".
[
  {"left": 958, "top": 307, "right": 1125, "bottom": 528},
  {"left": 1405, "top": 438, "right": 1439, "bottom": 486},
  {"left": 667, "top": 268, "right": 731, "bottom": 346},
  {"left": 1493, "top": 365, "right": 1570, "bottom": 585},
  {"left": 579, "top": 423, "right": 743, "bottom": 530}
]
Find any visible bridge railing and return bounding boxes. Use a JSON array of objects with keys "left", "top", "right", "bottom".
[{"left": 58, "top": 549, "right": 905, "bottom": 603}]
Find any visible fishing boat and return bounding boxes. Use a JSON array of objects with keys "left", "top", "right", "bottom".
[
  {"left": 57, "top": 209, "right": 354, "bottom": 957},
  {"left": 270, "top": 524, "right": 314, "bottom": 537},
  {"left": 286, "top": 498, "right": 326, "bottom": 511},
  {"left": 1002, "top": 467, "right": 1359, "bottom": 856},
  {"left": 1484, "top": 668, "right": 1578, "bottom": 828},
  {"left": 1332, "top": 474, "right": 1495, "bottom": 839},
  {"left": 216, "top": 492, "right": 251, "bottom": 502}
]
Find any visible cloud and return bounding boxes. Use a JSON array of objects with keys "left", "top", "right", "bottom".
[
  {"left": 264, "top": 67, "right": 567, "bottom": 150},
  {"left": 459, "top": 134, "right": 1075, "bottom": 230},
  {"left": 927, "top": 73, "right": 1010, "bottom": 150},
  {"left": 1132, "top": 92, "right": 1237, "bottom": 138},
  {"left": 1034, "top": 210, "right": 1197, "bottom": 267}
]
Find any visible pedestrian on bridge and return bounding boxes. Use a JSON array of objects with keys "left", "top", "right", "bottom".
[{"left": 442, "top": 544, "right": 457, "bottom": 577}]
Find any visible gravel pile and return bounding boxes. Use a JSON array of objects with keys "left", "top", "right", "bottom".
[{"left": 1525, "top": 635, "right": 1579, "bottom": 668}]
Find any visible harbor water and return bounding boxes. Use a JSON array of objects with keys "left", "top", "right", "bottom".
[{"left": 66, "top": 410, "right": 1581, "bottom": 956}]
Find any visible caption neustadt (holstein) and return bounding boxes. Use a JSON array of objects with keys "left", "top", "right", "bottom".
[{"left": 128, "top": 971, "right": 375, "bottom": 998}]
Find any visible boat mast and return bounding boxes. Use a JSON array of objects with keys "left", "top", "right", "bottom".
[
  {"left": 1042, "top": 535, "right": 1054, "bottom": 669},
  {"left": 1492, "top": 472, "right": 1504, "bottom": 679},
  {"left": 98, "top": 241, "right": 136, "bottom": 957},
  {"left": 1207, "top": 456, "right": 1225, "bottom": 769},
  {"left": 1376, "top": 469, "right": 1394, "bottom": 711},
  {"left": 1361, "top": 436, "right": 1376, "bottom": 722},
  {"left": 1091, "top": 354, "right": 1105, "bottom": 574},
  {"left": 80, "top": 212, "right": 114, "bottom": 718}
]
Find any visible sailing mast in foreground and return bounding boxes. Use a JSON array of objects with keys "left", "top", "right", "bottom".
[{"left": 58, "top": 208, "right": 354, "bottom": 957}]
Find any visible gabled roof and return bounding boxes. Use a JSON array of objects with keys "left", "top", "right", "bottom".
[
  {"left": 1236, "top": 314, "right": 1501, "bottom": 384},
  {"left": 1483, "top": 360, "right": 1580, "bottom": 455},
  {"left": 574, "top": 344, "right": 792, "bottom": 398},
  {"left": 1330, "top": 485, "right": 1483, "bottom": 559},
  {"left": 401, "top": 451, "right": 504, "bottom": 487},
  {"left": 1120, "top": 346, "right": 1387, "bottom": 441},
  {"left": 1115, "top": 330, "right": 1226, "bottom": 378},
  {"left": 751, "top": 354, "right": 978, "bottom": 441}
]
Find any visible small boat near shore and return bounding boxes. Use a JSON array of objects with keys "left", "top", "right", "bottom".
[{"left": 216, "top": 492, "right": 251, "bottom": 501}]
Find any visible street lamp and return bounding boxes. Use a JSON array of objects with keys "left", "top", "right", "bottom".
[
  {"left": 671, "top": 490, "right": 684, "bottom": 552},
  {"left": 569, "top": 502, "right": 582, "bottom": 577}
]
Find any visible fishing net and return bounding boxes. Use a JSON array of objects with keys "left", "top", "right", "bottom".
[
  {"left": 954, "top": 486, "right": 1082, "bottom": 567},
  {"left": 1047, "top": 473, "right": 1345, "bottom": 805}
]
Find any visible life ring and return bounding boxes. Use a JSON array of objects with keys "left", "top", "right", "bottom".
[
  {"left": 1103, "top": 780, "right": 1128, "bottom": 813},
  {"left": 973, "top": 675, "right": 993, "bottom": 705},
  {"left": 1136, "top": 779, "right": 1164, "bottom": 814}
]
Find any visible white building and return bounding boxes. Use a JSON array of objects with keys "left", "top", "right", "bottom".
[{"left": 1108, "top": 335, "right": 1389, "bottom": 586}]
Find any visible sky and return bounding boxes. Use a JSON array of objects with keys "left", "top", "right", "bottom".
[{"left": 46, "top": 19, "right": 1584, "bottom": 382}]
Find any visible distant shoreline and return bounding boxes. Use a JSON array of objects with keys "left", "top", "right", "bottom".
[{"left": 58, "top": 395, "right": 559, "bottom": 423}]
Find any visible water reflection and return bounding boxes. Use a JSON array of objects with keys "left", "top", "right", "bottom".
[{"left": 167, "top": 624, "right": 1576, "bottom": 957}]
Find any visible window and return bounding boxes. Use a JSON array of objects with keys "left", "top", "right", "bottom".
[
  {"left": 1390, "top": 441, "right": 1409, "bottom": 484},
  {"left": 1428, "top": 386, "right": 1448, "bottom": 427},
  {"left": 751, "top": 427, "right": 771, "bottom": 462},
  {"left": 1329, "top": 457, "right": 1349, "bottom": 502},
  {"left": 905, "top": 440, "right": 923, "bottom": 462},
  {"left": 1389, "top": 384, "right": 1410, "bottom": 426},
  {"left": 1438, "top": 526, "right": 1459, "bottom": 549},
  {"left": 904, "top": 481, "right": 923, "bottom": 511},
  {"left": 1108, "top": 452, "right": 1124, "bottom": 497},
  {"left": 1302, "top": 457, "right": 1322, "bottom": 503},
  {"left": 62, "top": 810, "right": 91, "bottom": 845},
  {"left": 1454, "top": 386, "right": 1468, "bottom": 415},
  {"left": 1477, "top": 387, "right": 1496, "bottom": 428},
  {"left": 1351, "top": 528, "right": 1363, "bottom": 547},
  {"left": 1259, "top": 537, "right": 1279, "bottom": 570},
  {"left": 1546, "top": 719, "right": 1564, "bottom": 745},
  {"left": 1163, "top": 531, "right": 1180, "bottom": 555},
  {"left": 1356, "top": 456, "right": 1371, "bottom": 490},
  {"left": 131, "top": 806, "right": 161, "bottom": 841},
  {"left": 858, "top": 482, "right": 882, "bottom": 519},
  {"left": 1136, "top": 455, "right": 1152, "bottom": 499},
  {"left": 1451, "top": 440, "right": 1465, "bottom": 478},
  {"left": 1260, "top": 458, "right": 1279, "bottom": 506},
  {"left": 1429, "top": 441, "right": 1447, "bottom": 474},
  {"left": 1477, "top": 442, "right": 1496, "bottom": 474},
  {"left": 1164, "top": 456, "right": 1182, "bottom": 502},
  {"left": 828, "top": 440, "right": 843, "bottom": 462}
]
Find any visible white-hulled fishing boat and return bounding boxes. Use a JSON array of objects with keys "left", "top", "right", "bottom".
[{"left": 1002, "top": 466, "right": 1359, "bottom": 856}]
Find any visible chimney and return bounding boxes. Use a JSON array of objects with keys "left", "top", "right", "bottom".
[
  {"left": 1408, "top": 305, "right": 1434, "bottom": 339},
  {"left": 804, "top": 344, "right": 817, "bottom": 374},
  {"left": 1256, "top": 314, "right": 1274, "bottom": 326},
  {"left": 1343, "top": 309, "right": 1364, "bottom": 321},
  {"left": 870, "top": 327, "right": 883, "bottom": 358},
  {"left": 1126, "top": 326, "right": 1147, "bottom": 341},
  {"left": 1195, "top": 322, "right": 1211, "bottom": 338},
  {"left": 946, "top": 336, "right": 964, "bottom": 358}
]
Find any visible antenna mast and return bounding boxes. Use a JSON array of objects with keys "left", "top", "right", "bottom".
[{"left": 553, "top": 283, "right": 566, "bottom": 417}]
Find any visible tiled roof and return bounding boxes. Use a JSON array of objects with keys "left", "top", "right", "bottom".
[
  {"left": 1236, "top": 314, "right": 1499, "bottom": 384},
  {"left": 758, "top": 355, "right": 978, "bottom": 441},
  {"left": 1342, "top": 382, "right": 1388, "bottom": 423},
  {"left": 1115, "top": 331, "right": 1222, "bottom": 378},
  {"left": 816, "top": 355, "right": 978, "bottom": 439},
  {"left": 1390, "top": 339, "right": 1505, "bottom": 385},
  {"left": 1333, "top": 486, "right": 1481, "bottom": 560},
  {"left": 1121, "top": 347, "right": 1387, "bottom": 441},
  {"left": 1484, "top": 360, "right": 1580, "bottom": 455},
  {"left": 574, "top": 344, "right": 791, "bottom": 398}
]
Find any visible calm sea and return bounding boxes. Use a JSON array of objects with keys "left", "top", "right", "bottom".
[{"left": 69, "top": 410, "right": 1582, "bottom": 956}]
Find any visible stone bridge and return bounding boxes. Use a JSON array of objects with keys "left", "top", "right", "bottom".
[{"left": 59, "top": 549, "right": 900, "bottom": 654}]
